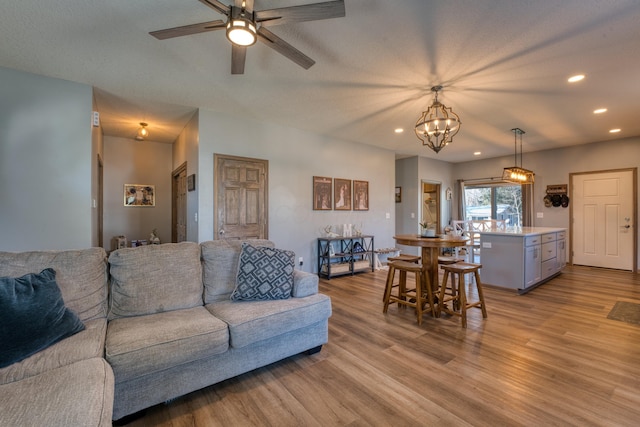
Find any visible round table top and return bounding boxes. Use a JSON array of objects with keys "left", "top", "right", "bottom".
[{"left": 393, "top": 234, "right": 468, "bottom": 248}]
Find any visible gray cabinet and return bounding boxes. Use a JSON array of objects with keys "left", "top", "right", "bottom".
[
  {"left": 524, "top": 236, "right": 542, "bottom": 288},
  {"left": 479, "top": 227, "right": 566, "bottom": 293},
  {"left": 556, "top": 231, "right": 567, "bottom": 271}
]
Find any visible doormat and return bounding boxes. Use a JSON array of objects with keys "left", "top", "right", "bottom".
[{"left": 607, "top": 301, "right": 640, "bottom": 325}]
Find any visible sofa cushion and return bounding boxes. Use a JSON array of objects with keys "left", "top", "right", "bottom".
[
  {"left": 0, "top": 358, "right": 114, "bottom": 427},
  {"left": 0, "top": 268, "right": 85, "bottom": 369},
  {"left": 0, "top": 248, "right": 108, "bottom": 321},
  {"left": 0, "top": 318, "right": 106, "bottom": 385},
  {"left": 206, "top": 293, "right": 332, "bottom": 349},
  {"left": 201, "top": 239, "right": 274, "bottom": 303},
  {"left": 106, "top": 306, "right": 229, "bottom": 382},
  {"left": 108, "top": 242, "right": 203, "bottom": 319},
  {"left": 231, "top": 243, "right": 295, "bottom": 301}
]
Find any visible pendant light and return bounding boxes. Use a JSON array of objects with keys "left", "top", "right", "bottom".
[
  {"left": 502, "top": 128, "right": 534, "bottom": 184},
  {"left": 414, "top": 85, "right": 461, "bottom": 153}
]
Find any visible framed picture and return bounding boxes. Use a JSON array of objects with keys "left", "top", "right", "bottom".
[
  {"left": 395, "top": 186, "right": 402, "bottom": 203},
  {"left": 353, "top": 180, "right": 369, "bottom": 211},
  {"left": 313, "top": 176, "right": 332, "bottom": 210},
  {"left": 187, "top": 174, "right": 196, "bottom": 192},
  {"left": 124, "top": 184, "right": 155, "bottom": 207},
  {"left": 334, "top": 178, "right": 352, "bottom": 210}
]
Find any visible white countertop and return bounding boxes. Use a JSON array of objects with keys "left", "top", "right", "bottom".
[{"left": 479, "top": 227, "right": 566, "bottom": 237}]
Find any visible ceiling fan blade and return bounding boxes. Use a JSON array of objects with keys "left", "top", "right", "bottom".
[
  {"left": 256, "top": 0, "right": 345, "bottom": 27},
  {"left": 231, "top": 45, "right": 247, "bottom": 75},
  {"left": 198, "top": 0, "right": 230, "bottom": 16},
  {"left": 257, "top": 27, "right": 315, "bottom": 70},
  {"left": 150, "top": 20, "right": 225, "bottom": 40}
]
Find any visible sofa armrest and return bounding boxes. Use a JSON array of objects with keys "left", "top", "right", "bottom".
[{"left": 292, "top": 270, "right": 318, "bottom": 298}]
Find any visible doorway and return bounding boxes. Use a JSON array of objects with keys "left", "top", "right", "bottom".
[
  {"left": 570, "top": 168, "right": 637, "bottom": 271},
  {"left": 172, "top": 163, "right": 187, "bottom": 243},
  {"left": 421, "top": 181, "right": 441, "bottom": 232},
  {"left": 214, "top": 154, "right": 268, "bottom": 240}
]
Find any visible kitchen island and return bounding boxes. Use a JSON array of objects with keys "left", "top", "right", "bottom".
[{"left": 479, "top": 227, "right": 566, "bottom": 293}]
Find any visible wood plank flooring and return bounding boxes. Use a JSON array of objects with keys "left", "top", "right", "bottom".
[{"left": 127, "top": 266, "right": 640, "bottom": 426}]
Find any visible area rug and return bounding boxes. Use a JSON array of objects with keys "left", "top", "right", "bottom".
[{"left": 607, "top": 301, "right": 640, "bottom": 325}]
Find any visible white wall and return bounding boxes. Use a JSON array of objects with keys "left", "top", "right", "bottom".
[
  {"left": 197, "top": 109, "right": 397, "bottom": 273},
  {"left": 103, "top": 136, "right": 173, "bottom": 248},
  {"left": 0, "top": 67, "right": 93, "bottom": 251}
]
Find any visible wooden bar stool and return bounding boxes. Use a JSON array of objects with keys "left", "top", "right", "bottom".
[
  {"left": 383, "top": 254, "right": 421, "bottom": 301},
  {"left": 437, "top": 262, "right": 487, "bottom": 328},
  {"left": 437, "top": 256, "right": 463, "bottom": 265},
  {"left": 387, "top": 254, "right": 421, "bottom": 263},
  {"left": 383, "top": 260, "right": 435, "bottom": 325}
]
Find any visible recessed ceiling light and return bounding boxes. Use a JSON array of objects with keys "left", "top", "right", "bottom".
[
  {"left": 568, "top": 74, "right": 585, "bottom": 83},
  {"left": 473, "top": 151, "right": 481, "bottom": 156},
  {"left": 609, "top": 128, "right": 621, "bottom": 133},
  {"left": 593, "top": 108, "right": 607, "bottom": 114},
  {"left": 394, "top": 128, "right": 404, "bottom": 133}
]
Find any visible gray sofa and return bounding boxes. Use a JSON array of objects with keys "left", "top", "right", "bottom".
[
  {"left": 0, "top": 248, "right": 114, "bottom": 427},
  {"left": 0, "top": 239, "right": 331, "bottom": 425}
]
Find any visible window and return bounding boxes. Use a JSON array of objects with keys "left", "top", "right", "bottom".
[{"left": 464, "top": 183, "right": 523, "bottom": 227}]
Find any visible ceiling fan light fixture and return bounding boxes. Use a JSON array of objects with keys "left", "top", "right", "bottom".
[
  {"left": 414, "top": 85, "right": 461, "bottom": 154},
  {"left": 135, "top": 122, "right": 149, "bottom": 141},
  {"left": 226, "top": 8, "right": 257, "bottom": 46}
]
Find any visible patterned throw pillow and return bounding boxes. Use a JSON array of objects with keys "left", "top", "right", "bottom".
[{"left": 231, "top": 243, "right": 295, "bottom": 301}]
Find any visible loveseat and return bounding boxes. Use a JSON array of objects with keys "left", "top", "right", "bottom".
[{"left": 0, "top": 239, "right": 331, "bottom": 425}]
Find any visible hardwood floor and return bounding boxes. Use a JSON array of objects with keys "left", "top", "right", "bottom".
[{"left": 127, "top": 266, "right": 640, "bottom": 426}]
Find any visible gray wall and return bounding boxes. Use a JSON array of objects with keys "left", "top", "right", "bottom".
[
  {"left": 395, "top": 156, "right": 456, "bottom": 256},
  {"left": 197, "top": 109, "right": 397, "bottom": 273},
  {"left": 0, "top": 67, "right": 93, "bottom": 251}
]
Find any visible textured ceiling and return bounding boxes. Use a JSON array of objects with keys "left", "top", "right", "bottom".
[{"left": 2, "top": 0, "right": 639, "bottom": 162}]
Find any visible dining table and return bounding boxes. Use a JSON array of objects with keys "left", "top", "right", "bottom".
[{"left": 393, "top": 234, "right": 469, "bottom": 292}]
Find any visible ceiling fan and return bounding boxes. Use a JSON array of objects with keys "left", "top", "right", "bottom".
[{"left": 150, "top": 0, "right": 346, "bottom": 74}]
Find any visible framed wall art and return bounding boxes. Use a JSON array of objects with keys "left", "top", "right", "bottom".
[
  {"left": 334, "top": 178, "right": 352, "bottom": 210},
  {"left": 353, "top": 180, "right": 369, "bottom": 211},
  {"left": 187, "top": 174, "right": 196, "bottom": 191},
  {"left": 124, "top": 184, "right": 155, "bottom": 207},
  {"left": 395, "top": 186, "right": 402, "bottom": 203},
  {"left": 313, "top": 176, "right": 332, "bottom": 210}
]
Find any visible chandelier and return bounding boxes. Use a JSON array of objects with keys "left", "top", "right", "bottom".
[
  {"left": 502, "top": 128, "right": 534, "bottom": 184},
  {"left": 414, "top": 85, "right": 461, "bottom": 153}
]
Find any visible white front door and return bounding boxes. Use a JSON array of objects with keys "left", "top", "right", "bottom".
[{"left": 571, "top": 169, "right": 636, "bottom": 271}]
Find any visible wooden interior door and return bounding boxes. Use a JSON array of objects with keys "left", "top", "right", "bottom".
[
  {"left": 571, "top": 169, "right": 636, "bottom": 271},
  {"left": 214, "top": 154, "right": 268, "bottom": 240},
  {"left": 172, "top": 163, "right": 187, "bottom": 242}
]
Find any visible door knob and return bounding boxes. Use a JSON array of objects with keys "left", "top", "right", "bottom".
[{"left": 219, "top": 229, "right": 225, "bottom": 235}]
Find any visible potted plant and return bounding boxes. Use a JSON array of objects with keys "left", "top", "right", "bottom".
[{"left": 419, "top": 221, "right": 436, "bottom": 237}]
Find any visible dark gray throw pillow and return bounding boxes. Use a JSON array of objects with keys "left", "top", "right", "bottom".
[
  {"left": 0, "top": 268, "right": 85, "bottom": 368},
  {"left": 231, "top": 243, "right": 295, "bottom": 301}
]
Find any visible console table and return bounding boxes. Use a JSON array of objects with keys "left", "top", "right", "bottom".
[{"left": 317, "top": 235, "right": 374, "bottom": 279}]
